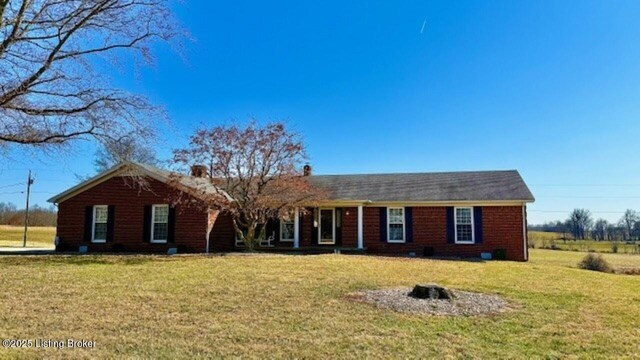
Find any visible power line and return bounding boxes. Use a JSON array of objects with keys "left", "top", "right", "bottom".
[
  {"left": 537, "top": 195, "right": 640, "bottom": 199},
  {"left": 529, "top": 209, "right": 626, "bottom": 214},
  {"left": 531, "top": 184, "right": 640, "bottom": 187},
  {"left": 0, "top": 191, "right": 24, "bottom": 195},
  {"left": 0, "top": 182, "right": 23, "bottom": 189}
]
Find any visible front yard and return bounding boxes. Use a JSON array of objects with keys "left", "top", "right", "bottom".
[{"left": 0, "top": 250, "right": 638, "bottom": 358}]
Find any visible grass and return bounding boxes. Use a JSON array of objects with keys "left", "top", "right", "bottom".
[
  {"left": 0, "top": 225, "right": 55, "bottom": 248},
  {"left": 529, "top": 231, "right": 640, "bottom": 254},
  {"left": 0, "top": 250, "right": 639, "bottom": 358}
]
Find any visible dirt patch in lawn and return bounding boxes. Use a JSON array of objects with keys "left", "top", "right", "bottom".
[{"left": 347, "top": 288, "right": 512, "bottom": 316}]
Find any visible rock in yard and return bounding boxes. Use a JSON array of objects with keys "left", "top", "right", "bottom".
[{"left": 410, "top": 284, "right": 455, "bottom": 300}]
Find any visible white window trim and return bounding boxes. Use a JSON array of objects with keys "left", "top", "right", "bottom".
[
  {"left": 454, "top": 206, "right": 475, "bottom": 244},
  {"left": 151, "top": 204, "right": 169, "bottom": 244},
  {"left": 318, "top": 208, "right": 336, "bottom": 245},
  {"left": 387, "top": 207, "right": 406, "bottom": 243},
  {"left": 91, "top": 205, "right": 108, "bottom": 243},
  {"left": 280, "top": 218, "right": 295, "bottom": 242}
]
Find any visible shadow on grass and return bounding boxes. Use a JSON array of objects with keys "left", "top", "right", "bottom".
[{"left": 0, "top": 254, "right": 157, "bottom": 266}]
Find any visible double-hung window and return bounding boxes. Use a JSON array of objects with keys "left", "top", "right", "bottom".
[
  {"left": 151, "top": 205, "right": 169, "bottom": 243},
  {"left": 92, "top": 205, "right": 108, "bottom": 243},
  {"left": 280, "top": 216, "right": 295, "bottom": 242},
  {"left": 387, "top": 207, "right": 405, "bottom": 243},
  {"left": 455, "top": 207, "right": 474, "bottom": 244}
]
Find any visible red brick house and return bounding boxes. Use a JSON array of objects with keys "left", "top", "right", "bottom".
[{"left": 49, "top": 162, "right": 535, "bottom": 261}]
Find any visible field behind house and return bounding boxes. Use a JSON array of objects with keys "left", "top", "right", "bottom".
[
  {"left": 529, "top": 230, "right": 640, "bottom": 254},
  {"left": 0, "top": 225, "right": 55, "bottom": 248},
  {"left": 0, "top": 250, "right": 638, "bottom": 359}
]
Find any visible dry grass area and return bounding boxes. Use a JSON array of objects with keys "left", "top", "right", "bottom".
[
  {"left": 529, "top": 231, "right": 640, "bottom": 254},
  {"left": 0, "top": 225, "right": 55, "bottom": 248},
  {"left": 0, "top": 249, "right": 639, "bottom": 358}
]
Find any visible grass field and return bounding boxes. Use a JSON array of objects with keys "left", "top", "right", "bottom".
[
  {"left": 0, "top": 225, "right": 55, "bottom": 248},
  {"left": 529, "top": 231, "right": 640, "bottom": 254},
  {"left": 0, "top": 250, "right": 638, "bottom": 358}
]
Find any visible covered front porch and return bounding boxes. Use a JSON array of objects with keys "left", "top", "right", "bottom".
[{"left": 234, "top": 202, "right": 367, "bottom": 250}]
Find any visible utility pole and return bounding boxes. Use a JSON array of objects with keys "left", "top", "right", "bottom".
[{"left": 22, "top": 170, "right": 33, "bottom": 248}]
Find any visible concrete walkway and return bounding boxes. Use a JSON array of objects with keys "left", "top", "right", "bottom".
[{"left": 0, "top": 247, "right": 55, "bottom": 255}]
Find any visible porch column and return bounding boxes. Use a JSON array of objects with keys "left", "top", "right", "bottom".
[
  {"left": 357, "top": 205, "right": 364, "bottom": 249},
  {"left": 294, "top": 207, "right": 300, "bottom": 249}
]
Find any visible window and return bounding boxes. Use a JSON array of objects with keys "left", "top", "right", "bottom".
[
  {"left": 387, "top": 207, "right": 405, "bottom": 243},
  {"left": 455, "top": 207, "right": 474, "bottom": 244},
  {"left": 92, "top": 205, "right": 108, "bottom": 243},
  {"left": 280, "top": 217, "right": 295, "bottom": 242},
  {"left": 151, "top": 205, "right": 169, "bottom": 243}
]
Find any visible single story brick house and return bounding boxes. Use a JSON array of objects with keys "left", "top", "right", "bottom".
[{"left": 48, "top": 162, "right": 535, "bottom": 261}]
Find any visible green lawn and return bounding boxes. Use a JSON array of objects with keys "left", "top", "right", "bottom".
[
  {"left": 529, "top": 231, "right": 640, "bottom": 254},
  {"left": 0, "top": 250, "right": 639, "bottom": 358},
  {"left": 0, "top": 225, "right": 55, "bottom": 248}
]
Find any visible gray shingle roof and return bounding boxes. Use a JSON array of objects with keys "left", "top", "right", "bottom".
[
  {"left": 308, "top": 170, "right": 534, "bottom": 202},
  {"left": 48, "top": 162, "right": 232, "bottom": 204}
]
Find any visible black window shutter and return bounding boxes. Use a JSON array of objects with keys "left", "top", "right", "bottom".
[
  {"left": 167, "top": 206, "right": 176, "bottom": 243},
  {"left": 446, "top": 207, "right": 455, "bottom": 244},
  {"left": 106, "top": 205, "right": 115, "bottom": 242},
  {"left": 143, "top": 205, "right": 152, "bottom": 242},
  {"left": 267, "top": 218, "right": 279, "bottom": 241},
  {"left": 474, "top": 207, "right": 483, "bottom": 243},
  {"left": 298, "top": 210, "right": 304, "bottom": 243},
  {"left": 379, "top": 207, "right": 387, "bottom": 242},
  {"left": 84, "top": 206, "right": 93, "bottom": 242},
  {"left": 405, "top": 207, "right": 413, "bottom": 243}
]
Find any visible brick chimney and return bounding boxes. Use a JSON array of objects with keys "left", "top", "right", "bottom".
[
  {"left": 303, "top": 164, "right": 312, "bottom": 176},
  {"left": 190, "top": 164, "right": 208, "bottom": 178}
]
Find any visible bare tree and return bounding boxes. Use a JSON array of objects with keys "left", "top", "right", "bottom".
[
  {"left": 0, "top": 0, "right": 179, "bottom": 150},
  {"left": 94, "top": 136, "right": 158, "bottom": 172},
  {"left": 619, "top": 209, "right": 639, "bottom": 241},
  {"left": 171, "top": 121, "right": 326, "bottom": 250},
  {"left": 592, "top": 218, "right": 608, "bottom": 241},
  {"left": 567, "top": 208, "right": 592, "bottom": 240}
]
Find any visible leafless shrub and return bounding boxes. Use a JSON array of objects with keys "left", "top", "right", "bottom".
[{"left": 578, "top": 253, "right": 612, "bottom": 273}]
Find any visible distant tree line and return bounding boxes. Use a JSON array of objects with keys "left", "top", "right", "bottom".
[
  {"left": 529, "top": 209, "right": 640, "bottom": 241},
  {"left": 0, "top": 202, "right": 57, "bottom": 227}
]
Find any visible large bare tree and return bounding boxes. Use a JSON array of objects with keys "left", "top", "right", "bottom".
[
  {"left": 0, "top": 0, "right": 178, "bottom": 149},
  {"left": 93, "top": 136, "right": 158, "bottom": 172},
  {"left": 172, "top": 121, "right": 325, "bottom": 250},
  {"left": 567, "top": 208, "right": 593, "bottom": 240}
]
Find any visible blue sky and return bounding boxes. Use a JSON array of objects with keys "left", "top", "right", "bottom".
[{"left": 2, "top": 0, "right": 640, "bottom": 224}]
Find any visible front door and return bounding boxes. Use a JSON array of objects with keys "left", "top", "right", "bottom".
[{"left": 318, "top": 208, "right": 335, "bottom": 244}]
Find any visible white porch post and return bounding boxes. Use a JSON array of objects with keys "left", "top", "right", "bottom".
[
  {"left": 357, "top": 205, "right": 364, "bottom": 249},
  {"left": 294, "top": 207, "right": 300, "bottom": 249}
]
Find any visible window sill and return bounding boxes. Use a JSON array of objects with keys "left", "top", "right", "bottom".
[
  {"left": 454, "top": 241, "right": 475, "bottom": 245},
  {"left": 91, "top": 240, "right": 106, "bottom": 244},
  {"left": 387, "top": 240, "right": 406, "bottom": 244},
  {"left": 150, "top": 240, "right": 168, "bottom": 244}
]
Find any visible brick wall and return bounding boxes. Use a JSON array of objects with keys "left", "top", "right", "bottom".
[
  {"left": 208, "top": 210, "right": 236, "bottom": 251},
  {"left": 57, "top": 179, "right": 527, "bottom": 261},
  {"left": 364, "top": 206, "right": 526, "bottom": 261},
  {"left": 340, "top": 207, "right": 358, "bottom": 247},
  {"left": 56, "top": 176, "right": 209, "bottom": 253}
]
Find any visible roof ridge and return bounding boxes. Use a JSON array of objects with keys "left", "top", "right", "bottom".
[{"left": 310, "top": 169, "right": 519, "bottom": 177}]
